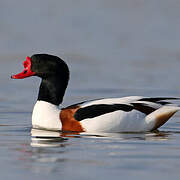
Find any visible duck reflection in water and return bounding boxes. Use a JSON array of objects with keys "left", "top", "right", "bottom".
[
  {"left": 30, "top": 128, "right": 170, "bottom": 148},
  {"left": 16, "top": 129, "right": 171, "bottom": 175}
]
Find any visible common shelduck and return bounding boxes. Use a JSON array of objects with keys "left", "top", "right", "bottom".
[{"left": 11, "top": 54, "right": 180, "bottom": 133}]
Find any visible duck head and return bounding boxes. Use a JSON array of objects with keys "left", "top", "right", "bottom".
[{"left": 11, "top": 54, "right": 70, "bottom": 105}]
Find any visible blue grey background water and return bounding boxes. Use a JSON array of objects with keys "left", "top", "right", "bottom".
[{"left": 1, "top": 0, "right": 180, "bottom": 179}]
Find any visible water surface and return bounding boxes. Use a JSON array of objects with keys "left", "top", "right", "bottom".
[{"left": 1, "top": 0, "right": 180, "bottom": 179}]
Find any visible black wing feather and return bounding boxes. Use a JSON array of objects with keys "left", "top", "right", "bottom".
[
  {"left": 131, "top": 103, "right": 156, "bottom": 115},
  {"left": 74, "top": 104, "right": 134, "bottom": 121},
  {"left": 139, "top": 97, "right": 179, "bottom": 104}
]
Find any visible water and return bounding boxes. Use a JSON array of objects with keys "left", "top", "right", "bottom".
[{"left": 1, "top": 0, "right": 180, "bottom": 179}]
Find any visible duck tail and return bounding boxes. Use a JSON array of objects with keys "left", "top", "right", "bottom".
[{"left": 145, "top": 106, "right": 180, "bottom": 131}]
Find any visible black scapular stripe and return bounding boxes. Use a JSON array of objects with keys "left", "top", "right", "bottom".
[{"left": 74, "top": 104, "right": 133, "bottom": 121}]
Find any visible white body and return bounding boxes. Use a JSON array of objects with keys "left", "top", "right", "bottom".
[{"left": 81, "top": 106, "right": 179, "bottom": 132}]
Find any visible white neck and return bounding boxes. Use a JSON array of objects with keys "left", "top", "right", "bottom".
[{"left": 32, "top": 101, "right": 62, "bottom": 131}]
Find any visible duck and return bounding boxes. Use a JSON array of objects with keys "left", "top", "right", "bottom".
[{"left": 11, "top": 54, "right": 180, "bottom": 133}]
